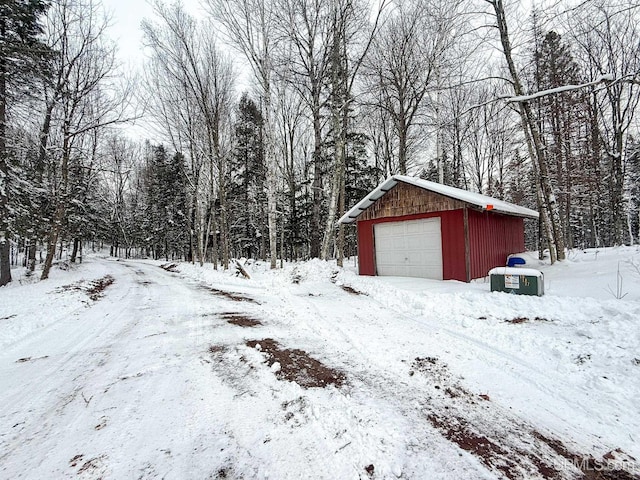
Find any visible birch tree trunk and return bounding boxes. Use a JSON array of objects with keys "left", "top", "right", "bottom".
[
  {"left": 42, "top": 125, "right": 71, "bottom": 280},
  {"left": 206, "top": 0, "right": 279, "bottom": 268},
  {"left": 320, "top": 4, "right": 347, "bottom": 261},
  {"left": 320, "top": 0, "right": 389, "bottom": 261},
  {"left": 487, "top": 0, "right": 565, "bottom": 261},
  {"left": 274, "top": 0, "right": 332, "bottom": 259},
  {"left": 263, "top": 84, "right": 279, "bottom": 269},
  {"left": 0, "top": 59, "right": 10, "bottom": 286}
]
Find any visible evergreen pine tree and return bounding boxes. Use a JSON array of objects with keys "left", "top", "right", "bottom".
[
  {"left": 626, "top": 137, "right": 640, "bottom": 245},
  {"left": 343, "top": 131, "right": 379, "bottom": 257},
  {"left": 229, "top": 93, "right": 267, "bottom": 259},
  {"left": 0, "top": 0, "right": 50, "bottom": 285},
  {"left": 533, "top": 30, "right": 586, "bottom": 249},
  {"left": 165, "top": 152, "right": 189, "bottom": 260},
  {"left": 138, "top": 146, "right": 190, "bottom": 260}
]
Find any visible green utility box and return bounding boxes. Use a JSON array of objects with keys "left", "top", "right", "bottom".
[{"left": 489, "top": 267, "right": 544, "bottom": 296}]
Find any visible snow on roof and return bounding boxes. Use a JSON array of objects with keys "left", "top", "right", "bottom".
[
  {"left": 488, "top": 267, "right": 543, "bottom": 277},
  {"left": 338, "top": 175, "right": 539, "bottom": 224}
]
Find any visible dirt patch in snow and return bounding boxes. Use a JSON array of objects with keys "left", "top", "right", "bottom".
[
  {"left": 409, "top": 356, "right": 460, "bottom": 388},
  {"left": 214, "top": 467, "right": 236, "bottom": 479},
  {"left": 504, "top": 316, "right": 551, "bottom": 324},
  {"left": 15, "top": 355, "right": 49, "bottom": 363},
  {"left": 220, "top": 313, "right": 262, "bottom": 327},
  {"left": 69, "top": 453, "right": 107, "bottom": 476},
  {"left": 200, "top": 286, "right": 259, "bottom": 304},
  {"left": 160, "top": 263, "right": 178, "bottom": 272},
  {"left": 412, "top": 356, "right": 439, "bottom": 368},
  {"left": 533, "top": 432, "right": 640, "bottom": 480},
  {"left": 246, "top": 338, "right": 345, "bottom": 388},
  {"left": 339, "top": 284, "right": 367, "bottom": 296},
  {"left": 56, "top": 275, "right": 114, "bottom": 301},
  {"left": 427, "top": 408, "right": 600, "bottom": 480},
  {"left": 427, "top": 413, "right": 533, "bottom": 479},
  {"left": 86, "top": 275, "right": 114, "bottom": 300},
  {"left": 408, "top": 355, "right": 640, "bottom": 479},
  {"left": 574, "top": 353, "right": 591, "bottom": 365},
  {"left": 329, "top": 271, "right": 366, "bottom": 295},
  {"left": 506, "top": 317, "right": 529, "bottom": 324},
  {"left": 77, "top": 455, "right": 106, "bottom": 475},
  {"left": 208, "top": 345, "right": 227, "bottom": 355},
  {"left": 425, "top": 412, "right": 615, "bottom": 480},
  {"left": 410, "top": 355, "right": 527, "bottom": 478}
]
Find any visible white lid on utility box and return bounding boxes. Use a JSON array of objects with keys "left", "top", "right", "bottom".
[{"left": 488, "top": 267, "right": 543, "bottom": 277}]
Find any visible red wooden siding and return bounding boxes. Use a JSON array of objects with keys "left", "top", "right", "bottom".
[
  {"left": 356, "top": 210, "right": 467, "bottom": 281},
  {"left": 441, "top": 209, "right": 467, "bottom": 281},
  {"left": 468, "top": 209, "right": 525, "bottom": 279},
  {"left": 357, "top": 220, "right": 375, "bottom": 276}
]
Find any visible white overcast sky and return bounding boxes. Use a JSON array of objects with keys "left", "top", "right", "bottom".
[
  {"left": 99, "top": 0, "right": 251, "bottom": 141},
  {"left": 100, "top": 0, "right": 212, "bottom": 140},
  {"left": 101, "top": 0, "right": 204, "bottom": 67}
]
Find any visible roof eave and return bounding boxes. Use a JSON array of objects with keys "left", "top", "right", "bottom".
[{"left": 338, "top": 175, "right": 539, "bottom": 223}]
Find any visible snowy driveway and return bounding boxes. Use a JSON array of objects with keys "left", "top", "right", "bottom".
[
  {"left": 0, "top": 259, "right": 236, "bottom": 478},
  {"left": 0, "top": 256, "right": 638, "bottom": 479}
]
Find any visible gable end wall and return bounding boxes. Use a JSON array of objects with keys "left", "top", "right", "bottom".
[{"left": 358, "top": 182, "right": 466, "bottom": 221}]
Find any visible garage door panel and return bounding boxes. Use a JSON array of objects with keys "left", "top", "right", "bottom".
[
  {"left": 375, "top": 237, "right": 398, "bottom": 251},
  {"left": 405, "top": 222, "right": 427, "bottom": 234},
  {"left": 374, "top": 218, "right": 443, "bottom": 279},
  {"left": 406, "top": 265, "right": 430, "bottom": 277},
  {"left": 408, "top": 250, "right": 441, "bottom": 264},
  {"left": 378, "top": 252, "right": 406, "bottom": 265},
  {"left": 376, "top": 222, "right": 402, "bottom": 236},
  {"left": 405, "top": 235, "right": 439, "bottom": 250}
]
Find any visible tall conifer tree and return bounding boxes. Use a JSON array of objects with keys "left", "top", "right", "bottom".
[
  {"left": 0, "top": 0, "right": 50, "bottom": 285},
  {"left": 229, "top": 93, "right": 266, "bottom": 259}
]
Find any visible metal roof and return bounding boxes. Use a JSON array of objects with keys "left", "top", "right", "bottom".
[{"left": 338, "top": 175, "right": 539, "bottom": 224}]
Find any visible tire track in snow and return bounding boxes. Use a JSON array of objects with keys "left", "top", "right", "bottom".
[
  {"left": 206, "top": 281, "right": 495, "bottom": 478},
  {"left": 268, "top": 282, "right": 639, "bottom": 479},
  {"left": 352, "top": 284, "right": 640, "bottom": 455},
  {"left": 0, "top": 260, "right": 150, "bottom": 476}
]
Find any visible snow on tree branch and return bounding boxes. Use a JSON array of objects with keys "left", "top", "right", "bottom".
[{"left": 505, "top": 74, "right": 615, "bottom": 103}]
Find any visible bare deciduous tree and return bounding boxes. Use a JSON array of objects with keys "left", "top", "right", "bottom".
[
  {"left": 204, "top": 0, "right": 280, "bottom": 269},
  {"left": 568, "top": 1, "right": 640, "bottom": 246},
  {"left": 274, "top": 0, "right": 332, "bottom": 259},
  {"left": 142, "top": 1, "right": 235, "bottom": 268},
  {"left": 40, "top": 0, "right": 130, "bottom": 280},
  {"left": 320, "top": 0, "right": 390, "bottom": 264},
  {"left": 364, "top": 0, "right": 464, "bottom": 175},
  {"left": 485, "top": 0, "right": 566, "bottom": 263}
]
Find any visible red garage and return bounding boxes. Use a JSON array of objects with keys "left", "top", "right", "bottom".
[{"left": 338, "top": 175, "right": 538, "bottom": 282}]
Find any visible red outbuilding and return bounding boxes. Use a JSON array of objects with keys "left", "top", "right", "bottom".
[{"left": 338, "top": 175, "right": 539, "bottom": 282}]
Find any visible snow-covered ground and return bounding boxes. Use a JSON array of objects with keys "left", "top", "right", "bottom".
[{"left": 1, "top": 247, "right": 639, "bottom": 479}]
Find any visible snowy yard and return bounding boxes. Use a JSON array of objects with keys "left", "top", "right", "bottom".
[{"left": 1, "top": 247, "right": 639, "bottom": 479}]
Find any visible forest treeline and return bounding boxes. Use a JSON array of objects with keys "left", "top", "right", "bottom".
[{"left": 1, "top": 0, "right": 640, "bottom": 286}]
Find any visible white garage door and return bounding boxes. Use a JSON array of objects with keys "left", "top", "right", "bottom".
[{"left": 374, "top": 218, "right": 443, "bottom": 279}]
